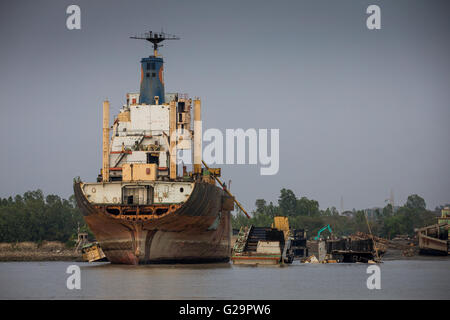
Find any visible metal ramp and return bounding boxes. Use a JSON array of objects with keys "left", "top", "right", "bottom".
[
  {"left": 244, "top": 227, "right": 285, "bottom": 252},
  {"left": 245, "top": 227, "right": 268, "bottom": 252},
  {"left": 233, "top": 226, "right": 252, "bottom": 253},
  {"left": 232, "top": 225, "right": 294, "bottom": 264}
]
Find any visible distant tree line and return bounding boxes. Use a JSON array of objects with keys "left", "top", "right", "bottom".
[
  {"left": 0, "top": 190, "right": 89, "bottom": 244},
  {"left": 232, "top": 188, "right": 438, "bottom": 239},
  {"left": 0, "top": 188, "right": 440, "bottom": 243}
]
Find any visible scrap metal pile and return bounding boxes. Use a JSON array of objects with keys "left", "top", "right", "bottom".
[
  {"left": 350, "top": 232, "right": 418, "bottom": 257},
  {"left": 325, "top": 237, "right": 379, "bottom": 263}
]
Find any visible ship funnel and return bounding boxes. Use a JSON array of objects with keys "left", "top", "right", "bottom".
[
  {"left": 130, "top": 31, "right": 180, "bottom": 105},
  {"left": 139, "top": 56, "right": 165, "bottom": 105}
]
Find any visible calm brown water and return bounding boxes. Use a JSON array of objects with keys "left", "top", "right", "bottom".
[{"left": 0, "top": 259, "right": 449, "bottom": 299}]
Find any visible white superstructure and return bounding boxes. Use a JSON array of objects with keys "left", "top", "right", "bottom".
[
  {"left": 106, "top": 93, "right": 192, "bottom": 181},
  {"left": 83, "top": 92, "right": 202, "bottom": 206}
]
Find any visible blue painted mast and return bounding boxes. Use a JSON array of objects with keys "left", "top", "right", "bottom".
[
  {"left": 139, "top": 56, "right": 165, "bottom": 105},
  {"left": 130, "top": 31, "right": 180, "bottom": 105}
]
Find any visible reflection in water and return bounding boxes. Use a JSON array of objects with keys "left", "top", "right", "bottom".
[
  {"left": 84, "top": 261, "right": 233, "bottom": 270},
  {"left": 0, "top": 259, "right": 449, "bottom": 299}
]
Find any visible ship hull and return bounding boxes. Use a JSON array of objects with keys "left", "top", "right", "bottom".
[{"left": 74, "top": 182, "right": 232, "bottom": 264}]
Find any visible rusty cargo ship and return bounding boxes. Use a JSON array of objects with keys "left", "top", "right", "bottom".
[{"left": 74, "top": 32, "right": 234, "bottom": 264}]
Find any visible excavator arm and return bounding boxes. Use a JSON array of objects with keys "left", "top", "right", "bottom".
[{"left": 314, "top": 224, "right": 332, "bottom": 240}]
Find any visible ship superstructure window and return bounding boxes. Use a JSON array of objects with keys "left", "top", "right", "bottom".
[
  {"left": 152, "top": 73, "right": 156, "bottom": 78},
  {"left": 178, "top": 102, "right": 185, "bottom": 112},
  {"left": 126, "top": 196, "right": 134, "bottom": 205},
  {"left": 147, "top": 153, "right": 158, "bottom": 164},
  {"left": 146, "top": 73, "right": 150, "bottom": 78}
]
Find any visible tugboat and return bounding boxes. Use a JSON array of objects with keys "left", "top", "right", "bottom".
[{"left": 74, "top": 31, "right": 240, "bottom": 264}]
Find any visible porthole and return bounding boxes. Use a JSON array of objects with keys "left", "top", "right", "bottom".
[{"left": 180, "top": 187, "right": 184, "bottom": 192}]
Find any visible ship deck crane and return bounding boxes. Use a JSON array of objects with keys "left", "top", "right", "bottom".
[{"left": 202, "top": 160, "right": 250, "bottom": 219}]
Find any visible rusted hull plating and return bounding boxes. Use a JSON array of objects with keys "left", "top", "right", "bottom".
[{"left": 74, "top": 182, "right": 232, "bottom": 264}]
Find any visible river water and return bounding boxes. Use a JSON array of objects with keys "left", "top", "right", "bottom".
[{"left": 0, "top": 259, "right": 448, "bottom": 299}]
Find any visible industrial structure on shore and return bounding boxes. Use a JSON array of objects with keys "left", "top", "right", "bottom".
[{"left": 231, "top": 216, "right": 384, "bottom": 265}]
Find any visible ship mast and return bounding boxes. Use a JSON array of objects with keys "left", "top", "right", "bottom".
[{"left": 130, "top": 31, "right": 180, "bottom": 56}]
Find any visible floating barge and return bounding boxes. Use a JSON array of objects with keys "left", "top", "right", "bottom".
[
  {"left": 325, "top": 238, "right": 382, "bottom": 263},
  {"left": 416, "top": 207, "right": 449, "bottom": 256},
  {"left": 231, "top": 226, "right": 293, "bottom": 265},
  {"left": 416, "top": 222, "right": 449, "bottom": 256}
]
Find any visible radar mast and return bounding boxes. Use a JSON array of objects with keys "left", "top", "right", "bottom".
[{"left": 130, "top": 30, "right": 180, "bottom": 56}]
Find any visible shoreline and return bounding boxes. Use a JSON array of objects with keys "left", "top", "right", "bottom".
[
  {"left": 0, "top": 241, "right": 83, "bottom": 262},
  {"left": 0, "top": 254, "right": 83, "bottom": 262},
  {"left": 0, "top": 251, "right": 447, "bottom": 263},
  {"left": 1, "top": 240, "right": 447, "bottom": 263}
]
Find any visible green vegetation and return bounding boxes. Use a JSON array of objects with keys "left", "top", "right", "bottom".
[
  {"left": 0, "top": 190, "right": 89, "bottom": 244},
  {"left": 232, "top": 188, "right": 437, "bottom": 239}
]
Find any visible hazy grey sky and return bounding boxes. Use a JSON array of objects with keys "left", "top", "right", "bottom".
[{"left": 1, "top": 0, "right": 449, "bottom": 212}]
